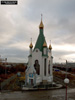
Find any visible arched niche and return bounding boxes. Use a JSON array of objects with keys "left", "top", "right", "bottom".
[{"left": 34, "top": 60, "right": 40, "bottom": 75}]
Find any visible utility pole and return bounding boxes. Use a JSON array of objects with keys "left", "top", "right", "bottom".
[
  {"left": 5, "top": 58, "right": 7, "bottom": 76},
  {"left": 59, "top": 58, "right": 69, "bottom": 100}
]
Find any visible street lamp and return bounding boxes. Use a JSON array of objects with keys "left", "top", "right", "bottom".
[{"left": 64, "top": 78, "right": 69, "bottom": 100}]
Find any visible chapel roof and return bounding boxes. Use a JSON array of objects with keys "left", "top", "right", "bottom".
[{"left": 34, "top": 18, "right": 47, "bottom": 52}]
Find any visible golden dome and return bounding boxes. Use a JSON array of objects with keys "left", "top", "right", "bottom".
[
  {"left": 29, "top": 42, "right": 33, "bottom": 48},
  {"left": 49, "top": 44, "right": 52, "bottom": 50},
  {"left": 43, "top": 41, "right": 47, "bottom": 47},
  {"left": 39, "top": 20, "right": 44, "bottom": 29}
]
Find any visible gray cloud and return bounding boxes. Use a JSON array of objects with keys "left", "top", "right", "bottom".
[
  {"left": 0, "top": 0, "right": 75, "bottom": 63},
  {"left": 0, "top": 47, "right": 29, "bottom": 63}
]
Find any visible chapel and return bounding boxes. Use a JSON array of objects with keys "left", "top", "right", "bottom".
[{"left": 25, "top": 16, "right": 53, "bottom": 86}]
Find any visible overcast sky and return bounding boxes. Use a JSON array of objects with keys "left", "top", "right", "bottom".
[{"left": 0, "top": 0, "right": 75, "bottom": 63}]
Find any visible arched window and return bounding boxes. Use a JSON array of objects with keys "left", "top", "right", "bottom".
[
  {"left": 34, "top": 60, "right": 40, "bottom": 75},
  {"left": 44, "top": 58, "right": 46, "bottom": 76},
  {"left": 48, "top": 60, "right": 50, "bottom": 74}
]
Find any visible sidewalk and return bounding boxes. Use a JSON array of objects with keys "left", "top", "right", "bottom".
[{"left": 22, "top": 83, "right": 63, "bottom": 91}]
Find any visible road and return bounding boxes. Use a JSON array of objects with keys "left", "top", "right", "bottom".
[
  {"left": 0, "top": 88, "right": 75, "bottom": 100},
  {"left": 61, "top": 70, "right": 75, "bottom": 76},
  {"left": 53, "top": 75, "right": 75, "bottom": 88}
]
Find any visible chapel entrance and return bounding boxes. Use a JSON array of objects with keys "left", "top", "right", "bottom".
[
  {"left": 29, "top": 79, "right": 33, "bottom": 85},
  {"left": 34, "top": 60, "right": 40, "bottom": 75},
  {"left": 31, "top": 79, "right": 33, "bottom": 85}
]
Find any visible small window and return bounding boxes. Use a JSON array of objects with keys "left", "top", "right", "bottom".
[{"left": 36, "top": 50, "right": 38, "bottom": 52}]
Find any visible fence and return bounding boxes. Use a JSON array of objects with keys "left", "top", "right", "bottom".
[{"left": 0, "top": 74, "right": 17, "bottom": 90}]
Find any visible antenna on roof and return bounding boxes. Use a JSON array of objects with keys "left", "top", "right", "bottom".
[
  {"left": 50, "top": 40, "right": 51, "bottom": 44},
  {"left": 31, "top": 38, "right": 32, "bottom": 42}
]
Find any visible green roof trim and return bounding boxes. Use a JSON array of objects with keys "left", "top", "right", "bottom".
[
  {"left": 34, "top": 28, "right": 47, "bottom": 52},
  {"left": 43, "top": 46, "right": 47, "bottom": 48},
  {"left": 51, "top": 56, "right": 53, "bottom": 59},
  {"left": 28, "top": 55, "right": 32, "bottom": 57},
  {"left": 42, "top": 54, "right": 48, "bottom": 57}
]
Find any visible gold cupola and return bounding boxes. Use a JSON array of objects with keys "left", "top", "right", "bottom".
[
  {"left": 49, "top": 40, "right": 52, "bottom": 50},
  {"left": 43, "top": 40, "right": 47, "bottom": 47},
  {"left": 39, "top": 14, "right": 44, "bottom": 29},
  {"left": 49, "top": 44, "right": 52, "bottom": 50},
  {"left": 29, "top": 38, "right": 33, "bottom": 48},
  {"left": 29, "top": 42, "right": 33, "bottom": 48},
  {"left": 39, "top": 20, "right": 44, "bottom": 29}
]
